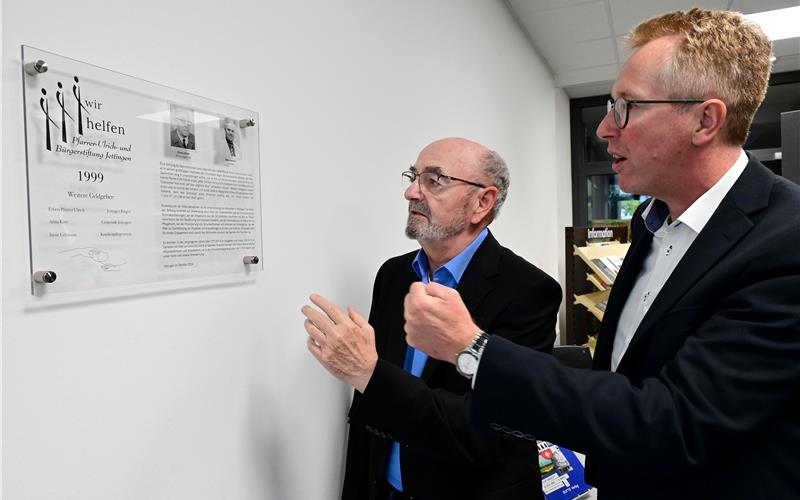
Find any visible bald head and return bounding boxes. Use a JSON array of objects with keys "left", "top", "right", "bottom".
[{"left": 419, "top": 138, "right": 488, "bottom": 174}]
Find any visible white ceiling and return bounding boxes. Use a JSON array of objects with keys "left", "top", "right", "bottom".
[{"left": 504, "top": 0, "right": 800, "bottom": 97}]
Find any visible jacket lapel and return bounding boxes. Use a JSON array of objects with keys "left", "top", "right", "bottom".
[
  {"left": 593, "top": 211, "right": 654, "bottom": 370},
  {"left": 419, "top": 231, "right": 500, "bottom": 381},
  {"left": 618, "top": 158, "right": 772, "bottom": 366},
  {"left": 376, "top": 258, "right": 420, "bottom": 367}
]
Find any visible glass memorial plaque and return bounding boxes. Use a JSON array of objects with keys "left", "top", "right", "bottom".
[{"left": 21, "top": 46, "right": 263, "bottom": 297}]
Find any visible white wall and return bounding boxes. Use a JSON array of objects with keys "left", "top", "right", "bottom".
[
  {"left": 554, "top": 89, "right": 574, "bottom": 342},
  {"left": 2, "top": 1, "right": 571, "bottom": 499}
]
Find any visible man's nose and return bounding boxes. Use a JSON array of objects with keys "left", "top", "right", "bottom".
[
  {"left": 596, "top": 109, "right": 617, "bottom": 141},
  {"left": 404, "top": 179, "right": 423, "bottom": 200}
]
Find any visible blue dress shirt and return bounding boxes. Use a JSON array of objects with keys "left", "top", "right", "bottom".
[{"left": 385, "top": 228, "right": 489, "bottom": 491}]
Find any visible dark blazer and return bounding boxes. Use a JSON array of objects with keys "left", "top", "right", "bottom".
[
  {"left": 170, "top": 128, "right": 195, "bottom": 150},
  {"left": 471, "top": 157, "right": 800, "bottom": 499},
  {"left": 342, "top": 231, "right": 562, "bottom": 500},
  {"left": 225, "top": 139, "right": 241, "bottom": 160}
]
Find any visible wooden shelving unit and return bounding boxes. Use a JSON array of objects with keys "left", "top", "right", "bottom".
[
  {"left": 563, "top": 226, "right": 629, "bottom": 346},
  {"left": 574, "top": 289, "right": 610, "bottom": 322},
  {"left": 574, "top": 242, "right": 630, "bottom": 288}
]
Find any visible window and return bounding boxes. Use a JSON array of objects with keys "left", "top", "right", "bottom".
[{"left": 569, "top": 71, "right": 800, "bottom": 225}]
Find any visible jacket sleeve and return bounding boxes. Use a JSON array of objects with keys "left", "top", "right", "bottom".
[
  {"left": 347, "top": 270, "right": 562, "bottom": 466},
  {"left": 471, "top": 219, "right": 800, "bottom": 471},
  {"left": 340, "top": 259, "right": 394, "bottom": 499}
]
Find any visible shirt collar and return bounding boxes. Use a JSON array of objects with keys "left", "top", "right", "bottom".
[
  {"left": 641, "top": 149, "right": 749, "bottom": 234},
  {"left": 412, "top": 228, "right": 489, "bottom": 285},
  {"left": 642, "top": 198, "right": 670, "bottom": 233}
]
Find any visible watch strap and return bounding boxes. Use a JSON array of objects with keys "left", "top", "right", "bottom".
[{"left": 471, "top": 331, "right": 489, "bottom": 355}]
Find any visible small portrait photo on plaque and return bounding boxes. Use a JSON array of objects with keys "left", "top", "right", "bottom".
[
  {"left": 221, "top": 117, "right": 241, "bottom": 161},
  {"left": 170, "top": 105, "right": 196, "bottom": 150}
]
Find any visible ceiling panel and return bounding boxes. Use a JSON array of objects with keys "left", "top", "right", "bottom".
[
  {"left": 562, "top": 79, "right": 619, "bottom": 99},
  {"left": 555, "top": 65, "right": 617, "bottom": 89},
  {"left": 506, "top": 0, "right": 800, "bottom": 98},
  {"left": 546, "top": 37, "right": 617, "bottom": 73},
  {"left": 508, "top": 0, "right": 598, "bottom": 11},
  {"left": 609, "top": 0, "right": 728, "bottom": 36},
  {"left": 729, "top": 0, "right": 800, "bottom": 14},
  {"left": 571, "top": 38, "right": 618, "bottom": 68},
  {"left": 515, "top": 1, "right": 610, "bottom": 43},
  {"left": 772, "top": 36, "right": 800, "bottom": 57}
]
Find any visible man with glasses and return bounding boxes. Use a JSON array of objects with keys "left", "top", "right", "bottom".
[
  {"left": 403, "top": 9, "right": 800, "bottom": 499},
  {"left": 302, "top": 137, "right": 561, "bottom": 500}
]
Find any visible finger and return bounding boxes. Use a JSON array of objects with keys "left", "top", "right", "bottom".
[
  {"left": 348, "top": 305, "right": 368, "bottom": 328},
  {"left": 310, "top": 294, "right": 348, "bottom": 325},
  {"left": 306, "top": 335, "right": 322, "bottom": 351},
  {"left": 403, "top": 290, "right": 417, "bottom": 321},
  {"left": 306, "top": 337, "right": 327, "bottom": 366},
  {"left": 301, "top": 305, "right": 334, "bottom": 335},
  {"left": 304, "top": 319, "right": 325, "bottom": 347}
]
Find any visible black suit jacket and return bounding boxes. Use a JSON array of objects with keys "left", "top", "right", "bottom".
[
  {"left": 471, "top": 157, "right": 800, "bottom": 499},
  {"left": 342, "top": 231, "right": 562, "bottom": 500},
  {"left": 170, "top": 128, "right": 195, "bottom": 150}
]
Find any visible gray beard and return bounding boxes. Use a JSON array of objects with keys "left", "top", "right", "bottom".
[{"left": 406, "top": 214, "right": 467, "bottom": 241}]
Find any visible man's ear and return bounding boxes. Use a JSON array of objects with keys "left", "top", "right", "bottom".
[
  {"left": 692, "top": 99, "right": 727, "bottom": 146},
  {"left": 470, "top": 187, "right": 498, "bottom": 225}
]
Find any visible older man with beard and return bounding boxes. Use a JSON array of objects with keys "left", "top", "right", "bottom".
[{"left": 302, "top": 137, "right": 561, "bottom": 500}]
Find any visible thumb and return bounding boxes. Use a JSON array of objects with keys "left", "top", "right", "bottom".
[{"left": 424, "top": 281, "right": 455, "bottom": 300}]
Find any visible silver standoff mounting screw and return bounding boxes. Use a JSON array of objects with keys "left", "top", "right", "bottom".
[
  {"left": 24, "top": 59, "right": 48, "bottom": 75},
  {"left": 33, "top": 270, "right": 57, "bottom": 284}
]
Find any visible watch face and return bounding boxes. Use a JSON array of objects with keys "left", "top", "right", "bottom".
[{"left": 456, "top": 351, "right": 478, "bottom": 375}]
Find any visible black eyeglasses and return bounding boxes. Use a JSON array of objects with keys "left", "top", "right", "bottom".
[
  {"left": 402, "top": 167, "right": 486, "bottom": 194},
  {"left": 607, "top": 96, "right": 705, "bottom": 129}
]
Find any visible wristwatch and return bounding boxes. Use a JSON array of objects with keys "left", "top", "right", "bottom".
[{"left": 455, "top": 331, "right": 490, "bottom": 379}]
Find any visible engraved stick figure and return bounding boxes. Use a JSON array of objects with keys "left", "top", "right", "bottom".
[
  {"left": 39, "top": 88, "right": 60, "bottom": 151},
  {"left": 56, "top": 82, "right": 74, "bottom": 143},
  {"left": 72, "top": 76, "right": 90, "bottom": 135}
]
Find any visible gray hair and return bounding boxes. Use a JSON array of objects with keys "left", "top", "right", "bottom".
[{"left": 479, "top": 150, "right": 509, "bottom": 222}]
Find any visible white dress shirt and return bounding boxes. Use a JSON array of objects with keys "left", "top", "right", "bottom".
[{"left": 610, "top": 150, "right": 749, "bottom": 371}]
